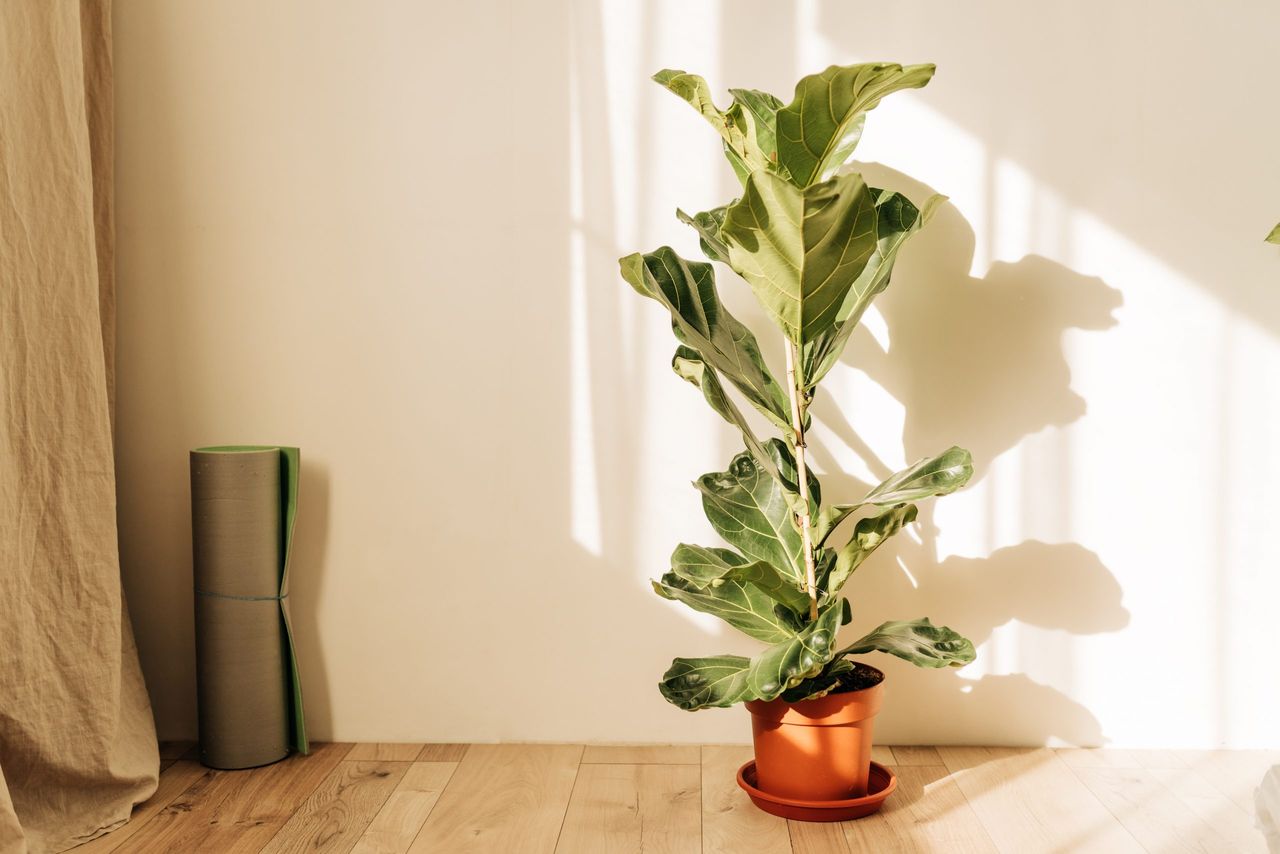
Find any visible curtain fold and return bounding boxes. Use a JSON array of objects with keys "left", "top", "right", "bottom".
[{"left": 0, "top": 2, "right": 159, "bottom": 852}]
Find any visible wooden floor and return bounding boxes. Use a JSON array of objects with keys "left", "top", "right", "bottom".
[{"left": 74, "top": 743, "right": 1274, "bottom": 853}]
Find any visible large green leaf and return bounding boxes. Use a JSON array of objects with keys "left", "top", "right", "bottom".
[
  {"left": 718, "top": 560, "right": 813, "bottom": 616},
  {"left": 653, "top": 572, "right": 800, "bottom": 644},
  {"left": 658, "top": 655, "right": 752, "bottom": 710},
  {"left": 652, "top": 70, "right": 775, "bottom": 184},
  {"left": 1268, "top": 223, "right": 1280, "bottom": 244},
  {"left": 668, "top": 543, "right": 748, "bottom": 587},
  {"left": 672, "top": 346, "right": 779, "bottom": 483},
  {"left": 747, "top": 600, "right": 843, "bottom": 696},
  {"left": 815, "top": 446, "right": 973, "bottom": 545},
  {"left": 619, "top": 248, "right": 790, "bottom": 429},
  {"left": 659, "top": 543, "right": 811, "bottom": 639},
  {"left": 727, "top": 88, "right": 787, "bottom": 178},
  {"left": 721, "top": 170, "right": 878, "bottom": 347},
  {"left": 839, "top": 617, "right": 975, "bottom": 668},
  {"left": 652, "top": 69, "right": 725, "bottom": 127},
  {"left": 658, "top": 601, "right": 844, "bottom": 710},
  {"left": 804, "top": 191, "right": 945, "bottom": 386},
  {"left": 862, "top": 446, "right": 973, "bottom": 505},
  {"left": 695, "top": 441, "right": 819, "bottom": 584},
  {"left": 819, "top": 504, "right": 918, "bottom": 601},
  {"left": 775, "top": 63, "right": 935, "bottom": 188}
]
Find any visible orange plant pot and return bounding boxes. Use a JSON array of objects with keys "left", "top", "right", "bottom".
[{"left": 744, "top": 666, "right": 885, "bottom": 802}]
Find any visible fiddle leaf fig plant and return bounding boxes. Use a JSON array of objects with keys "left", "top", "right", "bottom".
[{"left": 621, "top": 62, "right": 978, "bottom": 712}]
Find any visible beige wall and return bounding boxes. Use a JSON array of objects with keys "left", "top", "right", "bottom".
[{"left": 114, "top": 1, "right": 1280, "bottom": 747}]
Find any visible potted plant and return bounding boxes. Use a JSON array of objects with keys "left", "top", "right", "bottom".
[{"left": 618, "top": 62, "right": 978, "bottom": 822}]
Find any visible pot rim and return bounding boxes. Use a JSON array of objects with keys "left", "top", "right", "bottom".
[{"left": 744, "top": 664, "right": 885, "bottom": 726}]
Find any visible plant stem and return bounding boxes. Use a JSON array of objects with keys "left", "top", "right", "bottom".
[{"left": 784, "top": 341, "right": 819, "bottom": 621}]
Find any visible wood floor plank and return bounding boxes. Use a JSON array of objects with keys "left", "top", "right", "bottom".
[
  {"left": 350, "top": 762, "right": 458, "bottom": 854},
  {"left": 1056, "top": 748, "right": 1143, "bottom": 769},
  {"left": 1149, "top": 768, "right": 1268, "bottom": 853},
  {"left": 844, "top": 765, "right": 997, "bottom": 853},
  {"left": 889, "top": 746, "right": 943, "bottom": 766},
  {"left": 416, "top": 743, "right": 469, "bottom": 762},
  {"left": 259, "top": 760, "right": 408, "bottom": 853},
  {"left": 1132, "top": 750, "right": 1191, "bottom": 770},
  {"left": 346, "top": 744, "right": 426, "bottom": 762},
  {"left": 788, "top": 820, "right": 851, "bottom": 853},
  {"left": 937, "top": 746, "right": 1143, "bottom": 853},
  {"left": 580, "top": 744, "right": 700, "bottom": 765},
  {"left": 1175, "top": 750, "right": 1280, "bottom": 814},
  {"left": 871, "top": 744, "right": 895, "bottom": 766},
  {"left": 700, "top": 745, "right": 792, "bottom": 854},
  {"left": 1068, "top": 765, "right": 1248, "bottom": 853},
  {"left": 120, "top": 742, "right": 352, "bottom": 853},
  {"left": 555, "top": 763, "right": 699, "bottom": 853},
  {"left": 73, "top": 760, "right": 207, "bottom": 853},
  {"left": 407, "top": 744, "right": 582, "bottom": 853}
]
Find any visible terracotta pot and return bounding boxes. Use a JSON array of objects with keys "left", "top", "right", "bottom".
[{"left": 744, "top": 665, "right": 885, "bottom": 801}]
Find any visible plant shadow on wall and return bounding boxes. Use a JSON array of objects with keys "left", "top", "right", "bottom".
[{"left": 811, "top": 164, "right": 1130, "bottom": 745}]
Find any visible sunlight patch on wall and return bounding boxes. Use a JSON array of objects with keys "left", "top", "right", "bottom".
[
  {"left": 567, "top": 28, "right": 602, "bottom": 556},
  {"left": 812, "top": 366, "right": 907, "bottom": 488}
]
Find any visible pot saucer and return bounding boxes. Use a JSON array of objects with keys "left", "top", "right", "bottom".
[{"left": 736, "top": 759, "right": 897, "bottom": 822}]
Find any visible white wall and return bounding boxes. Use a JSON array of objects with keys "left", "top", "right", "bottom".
[{"left": 114, "top": 0, "right": 1280, "bottom": 748}]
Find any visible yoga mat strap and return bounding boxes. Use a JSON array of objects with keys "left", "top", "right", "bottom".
[{"left": 194, "top": 588, "right": 290, "bottom": 601}]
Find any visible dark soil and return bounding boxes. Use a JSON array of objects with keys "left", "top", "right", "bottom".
[{"left": 832, "top": 662, "right": 885, "bottom": 694}]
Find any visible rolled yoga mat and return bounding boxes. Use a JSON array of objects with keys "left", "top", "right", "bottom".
[{"left": 190, "top": 445, "right": 308, "bottom": 769}]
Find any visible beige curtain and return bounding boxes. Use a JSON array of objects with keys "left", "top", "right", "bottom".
[{"left": 0, "top": 2, "right": 159, "bottom": 852}]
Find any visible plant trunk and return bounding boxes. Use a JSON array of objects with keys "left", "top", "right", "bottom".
[{"left": 784, "top": 341, "right": 819, "bottom": 621}]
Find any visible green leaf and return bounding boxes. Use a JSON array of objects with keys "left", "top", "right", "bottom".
[
  {"left": 676, "top": 206, "right": 731, "bottom": 264},
  {"left": 862, "top": 446, "right": 973, "bottom": 505},
  {"left": 653, "top": 571, "right": 801, "bottom": 644},
  {"left": 803, "top": 190, "right": 944, "bottom": 386},
  {"left": 1268, "top": 223, "right": 1280, "bottom": 245},
  {"left": 781, "top": 658, "right": 854, "bottom": 703},
  {"left": 658, "top": 655, "right": 752, "bottom": 710},
  {"left": 747, "top": 600, "right": 843, "bottom": 696},
  {"left": 719, "top": 560, "right": 813, "bottom": 616},
  {"left": 721, "top": 170, "right": 879, "bottom": 346},
  {"left": 727, "top": 88, "right": 787, "bottom": 174},
  {"left": 652, "top": 70, "right": 775, "bottom": 184},
  {"left": 619, "top": 248, "right": 790, "bottom": 429},
  {"left": 672, "top": 346, "right": 780, "bottom": 483},
  {"left": 660, "top": 543, "right": 811, "bottom": 637},
  {"left": 652, "top": 69, "right": 727, "bottom": 128},
  {"left": 819, "top": 504, "right": 918, "bottom": 600},
  {"left": 775, "top": 63, "right": 935, "bottom": 188},
  {"left": 668, "top": 543, "right": 748, "bottom": 587},
  {"left": 769, "top": 437, "right": 822, "bottom": 512},
  {"left": 658, "top": 600, "right": 844, "bottom": 710},
  {"left": 815, "top": 446, "right": 972, "bottom": 545},
  {"left": 695, "top": 441, "right": 818, "bottom": 585},
  {"left": 840, "top": 617, "right": 976, "bottom": 668}
]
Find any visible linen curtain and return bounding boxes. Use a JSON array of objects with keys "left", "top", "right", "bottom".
[{"left": 0, "top": 2, "right": 159, "bottom": 851}]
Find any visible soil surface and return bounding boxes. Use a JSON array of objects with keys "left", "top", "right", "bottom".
[{"left": 833, "top": 662, "right": 885, "bottom": 694}]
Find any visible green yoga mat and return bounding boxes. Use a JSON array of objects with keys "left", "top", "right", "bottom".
[{"left": 190, "top": 445, "right": 308, "bottom": 769}]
